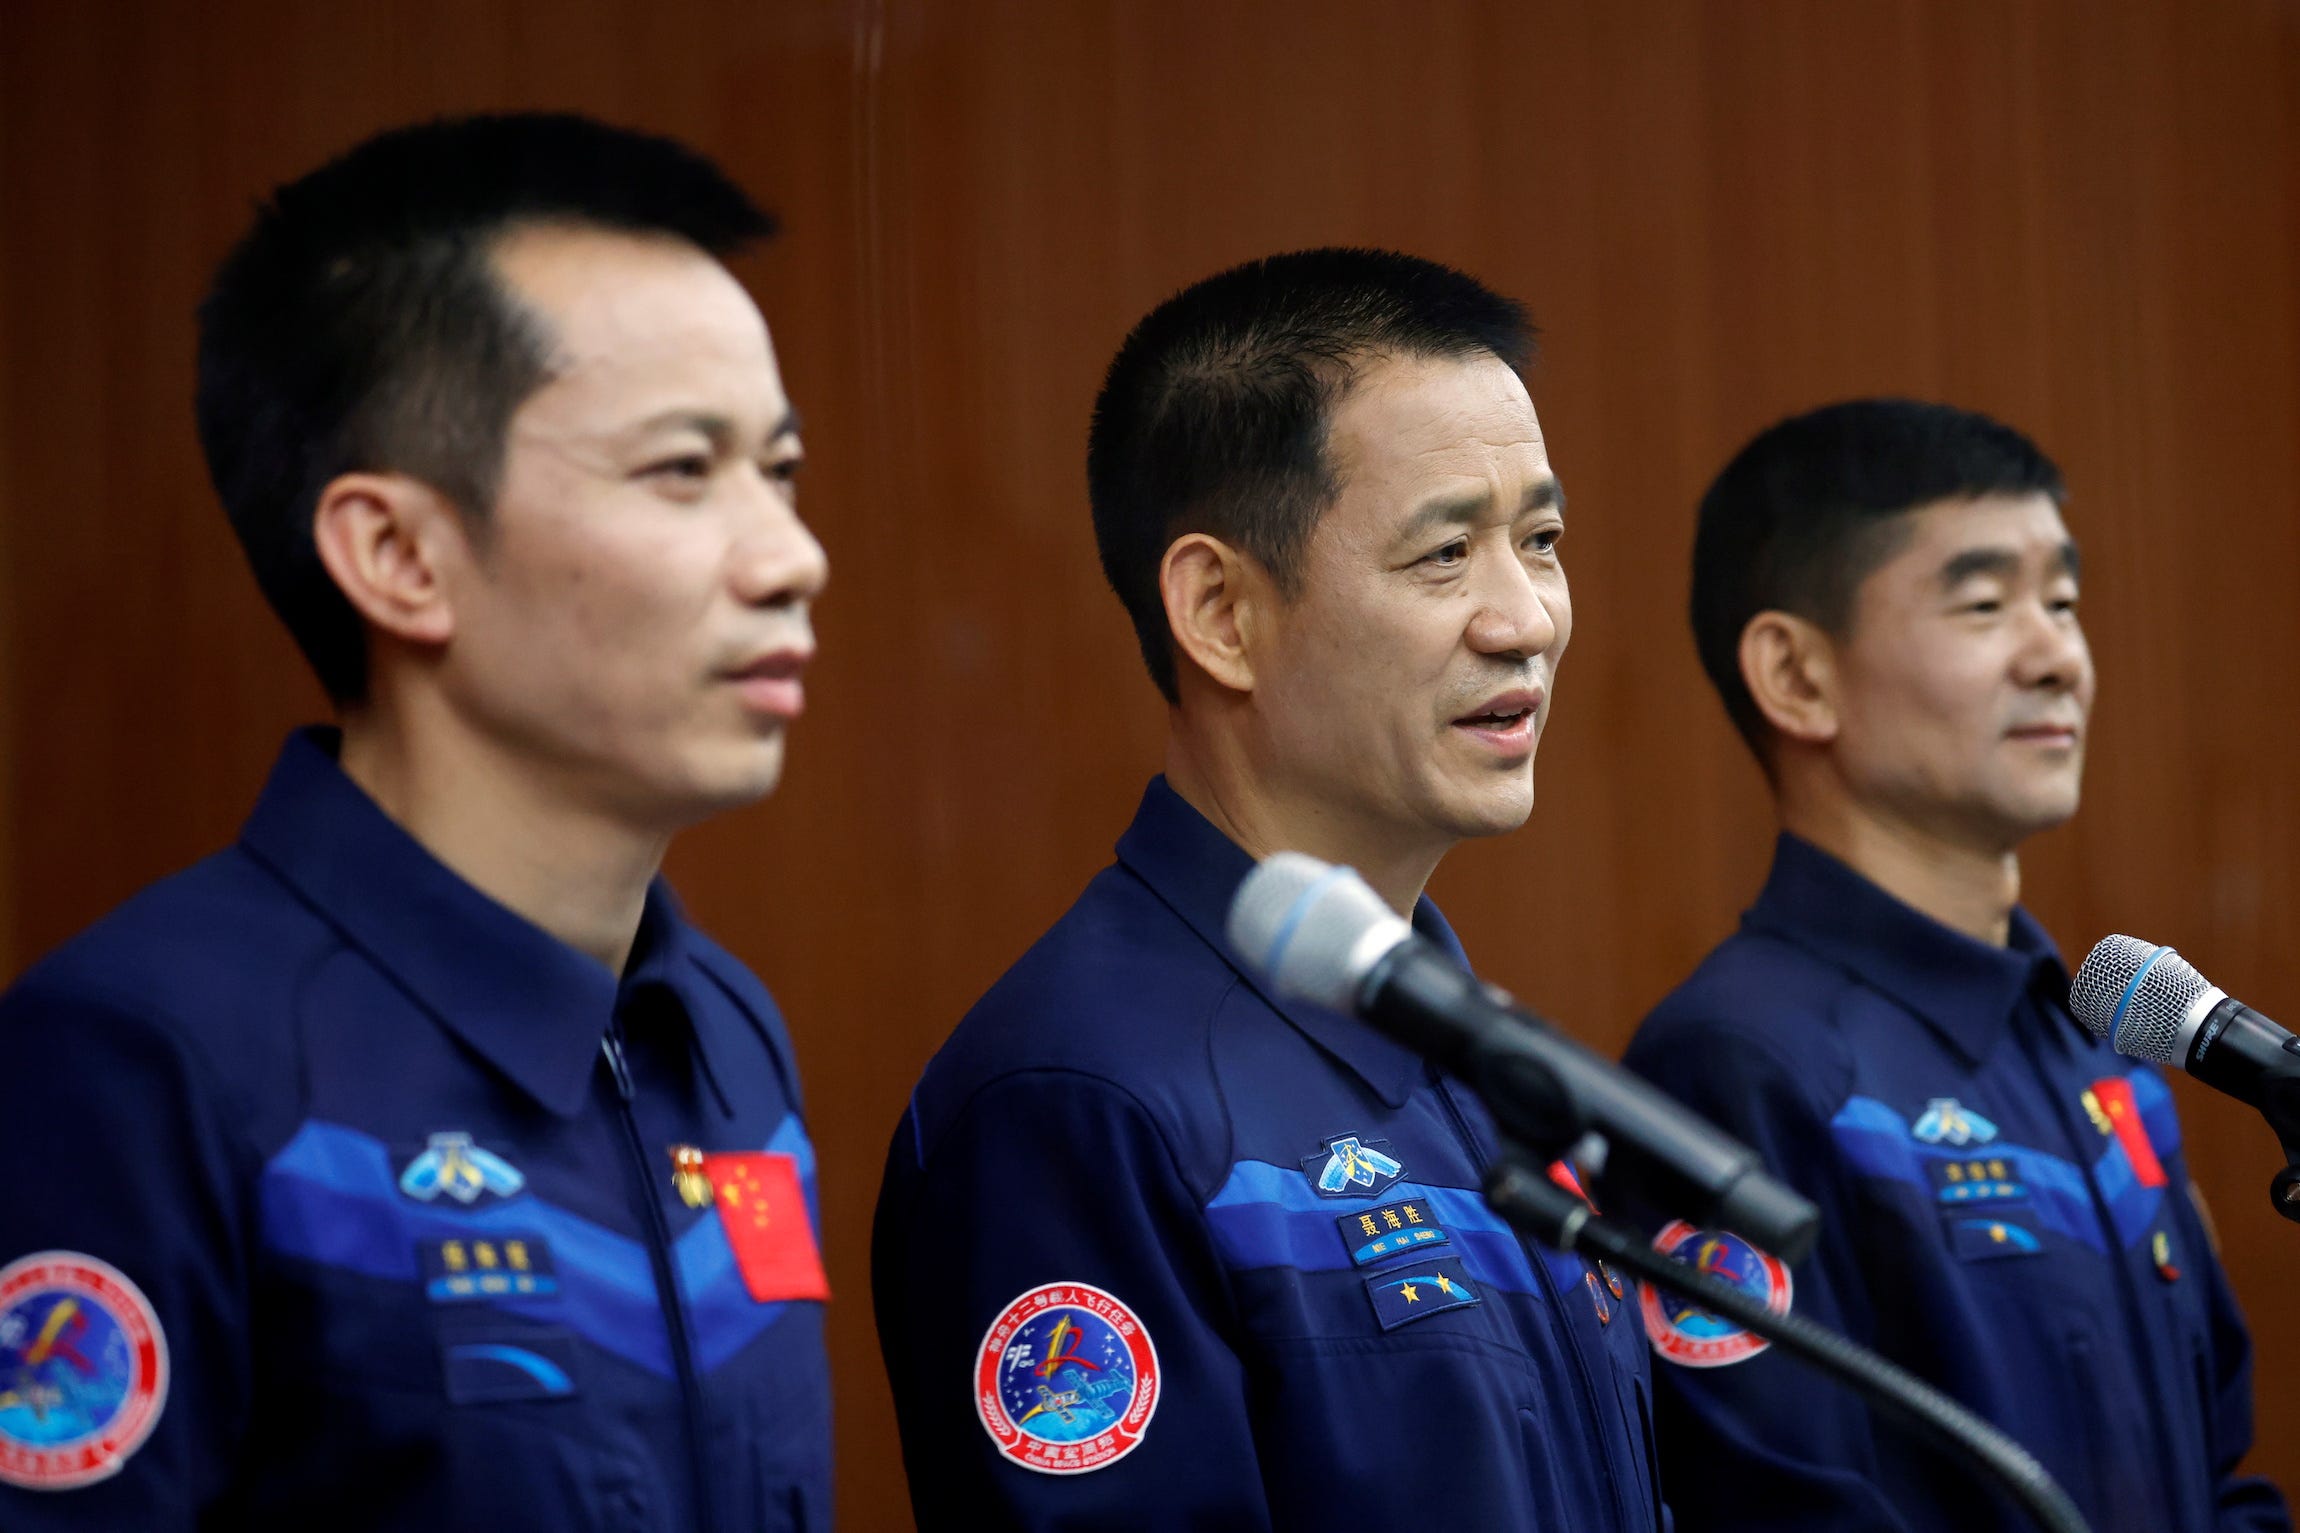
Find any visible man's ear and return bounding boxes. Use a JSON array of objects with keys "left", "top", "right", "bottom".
[
  {"left": 310, "top": 471, "right": 468, "bottom": 649},
  {"left": 1159, "top": 533, "right": 1265, "bottom": 695},
  {"left": 1739, "top": 610, "right": 1841, "bottom": 746}
]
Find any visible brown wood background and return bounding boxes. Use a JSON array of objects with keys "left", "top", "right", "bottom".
[{"left": 4, "top": 1, "right": 2297, "bottom": 1524}]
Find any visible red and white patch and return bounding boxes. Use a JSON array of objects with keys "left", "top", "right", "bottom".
[
  {"left": 1640, "top": 1221, "right": 1793, "bottom": 1369},
  {"left": 0, "top": 1251, "right": 169, "bottom": 1490},
  {"left": 974, "top": 1281, "right": 1159, "bottom": 1475}
]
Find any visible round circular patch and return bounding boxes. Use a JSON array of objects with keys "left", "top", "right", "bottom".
[
  {"left": 1639, "top": 1221, "right": 1792, "bottom": 1369},
  {"left": 0, "top": 1251, "right": 169, "bottom": 1490},
  {"left": 974, "top": 1281, "right": 1159, "bottom": 1475}
]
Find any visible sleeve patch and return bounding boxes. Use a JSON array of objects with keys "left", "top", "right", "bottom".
[
  {"left": 0, "top": 1251, "right": 169, "bottom": 1490},
  {"left": 975, "top": 1282, "right": 1159, "bottom": 1474},
  {"left": 1638, "top": 1222, "right": 1793, "bottom": 1369}
]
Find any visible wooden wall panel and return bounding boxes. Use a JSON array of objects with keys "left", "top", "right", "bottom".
[{"left": 4, "top": 3, "right": 2298, "bottom": 1526}]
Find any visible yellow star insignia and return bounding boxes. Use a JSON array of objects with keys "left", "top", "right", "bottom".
[
  {"left": 1433, "top": 1273, "right": 1457, "bottom": 1296},
  {"left": 1399, "top": 1282, "right": 1419, "bottom": 1303}
]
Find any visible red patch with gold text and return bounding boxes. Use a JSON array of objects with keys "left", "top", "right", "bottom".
[
  {"left": 1641, "top": 1221, "right": 1793, "bottom": 1369},
  {"left": 0, "top": 1252, "right": 169, "bottom": 1490},
  {"left": 975, "top": 1282, "right": 1159, "bottom": 1474}
]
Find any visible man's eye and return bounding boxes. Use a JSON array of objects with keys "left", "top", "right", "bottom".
[
  {"left": 1965, "top": 599, "right": 2003, "bottom": 615},
  {"left": 644, "top": 455, "right": 713, "bottom": 482},
  {"left": 1526, "top": 527, "right": 1563, "bottom": 555},
  {"left": 1425, "top": 540, "right": 1469, "bottom": 568},
  {"left": 767, "top": 455, "right": 804, "bottom": 484}
]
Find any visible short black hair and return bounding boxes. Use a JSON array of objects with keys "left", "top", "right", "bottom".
[
  {"left": 196, "top": 112, "right": 776, "bottom": 703},
  {"left": 1690, "top": 397, "right": 2066, "bottom": 757},
  {"left": 1088, "top": 248, "right": 1535, "bottom": 701}
]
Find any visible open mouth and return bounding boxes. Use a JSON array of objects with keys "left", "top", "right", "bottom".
[{"left": 1452, "top": 689, "right": 1543, "bottom": 750}]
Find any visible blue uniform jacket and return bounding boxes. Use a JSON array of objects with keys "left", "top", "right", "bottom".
[
  {"left": 1618, "top": 833, "right": 2288, "bottom": 1533},
  {"left": 0, "top": 730, "right": 831, "bottom": 1531},
  {"left": 873, "top": 778, "right": 1664, "bottom": 1530}
]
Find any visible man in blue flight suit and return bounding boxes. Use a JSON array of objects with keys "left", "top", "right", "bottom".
[
  {"left": 1619, "top": 399, "right": 2288, "bottom": 1531},
  {"left": 874, "top": 250, "right": 1664, "bottom": 1529},
  {"left": 0, "top": 115, "right": 835, "bottom": 1528}
]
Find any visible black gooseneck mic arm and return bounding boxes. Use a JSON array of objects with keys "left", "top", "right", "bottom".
[
  {"left": 1375, "top": 951, "right": 2093, "bottom": 1533},
  {"left": 1482, "top": 1149, "right": 2093, "bottom": 1533},
  {"left": 1230, "top": 853, "right": 2092, "bottom": 1532}
]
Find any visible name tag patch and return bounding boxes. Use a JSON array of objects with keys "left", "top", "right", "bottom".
[
  {"left": 1927, "top": 1155, "right": 2029, "bottom": 1206},
  {"left": 1363, "top": 1257, "right": 1481, "bottom": 1331},
  {"left": 419, "top": 1237, "right": 559, "bottom": 1303},
  {"left": 1334, "top": 1201, "right": 1451, "bottom": 1267}
]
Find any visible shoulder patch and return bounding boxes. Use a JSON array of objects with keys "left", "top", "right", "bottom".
[
  {"left": 975, "top": 1282, "right": 1159, "bottom": 1474},
  {"left": 1640, "top": 1221, "right": 1792, "bottom": 1369},
  {"left": 0, "top": 1251, "right": 170, "bottom": 1490}
]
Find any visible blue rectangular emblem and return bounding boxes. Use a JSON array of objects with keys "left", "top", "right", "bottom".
[
  {"left": 1927, "top": 1154, "right": 2027, "bottom": 1207},
  {"left": 1334, "top": 1200, "right": 1451, "bottom": 1267},
  {"left": 419, "top": 1236, "right": 560, "bottom": 1303},
  {"left": 1363, "top": 1256, "right": 1481, "bottom": 1331},
  {"left": 1946, "top": 1209, "right": 2045, "bottom": 1261}
]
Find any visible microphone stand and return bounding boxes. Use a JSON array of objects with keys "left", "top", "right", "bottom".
[
  {"left": 1483, "top": 1146, "right": 2091, "bottom": 1533},
  {"left": 2251, "top": 1073, "right": 2300, "bottom": 1224}
]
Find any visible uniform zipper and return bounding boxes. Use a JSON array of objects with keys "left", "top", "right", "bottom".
[
  {"left": 1432, "top": 1068, "right": 1646, "bottom": 1530},
  {"left": 2022, "top": 1020, "right": 2185, "bottom": 1526},
  {"left": 603, "top": 1024, "right": 718, "bottom": 1533}
]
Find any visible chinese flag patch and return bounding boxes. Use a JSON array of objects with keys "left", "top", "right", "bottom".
[
  {"left": 704, "top": 1152, "right": 831, "bottom": 1303},
  {"left": 2089, "top": 1077, "right": 2168, "bottom": 1190}
]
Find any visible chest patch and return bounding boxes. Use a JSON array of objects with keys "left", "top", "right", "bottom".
[
  {"left": 0, "top": 1251, "right": 169, "bottom": 1490},
  {"left": 1301, "top": 1136, "right": 1406, "bottom": 1198},
  {"left": 438, "top": 1327, "right": 579, "bottom": 1404},
  {"left": 1911, "top": 1098, "right": 1998, "bottom": 1147},
  {"left": 419, "top": 1236, "right": 560, "bottom": 1303},
  {"left": 1947, "top": 1209, "right": 2044, "bottom": 1260},
  {"left": 1640, "top": 1222, "right": 1793, "bottom": 1369},
  {"left": 1334, "top": 1201, "right": 1450, "bottom": 1266},
  {"left": 398, "top": 1132, "right": 526, "bottom": 1205},
  {"left": 1927, "top": 1154, "right": 2029, "bottom": 1206},
  {"left": 975, "top": 1282, "right": 1159, "bottom": 1475},
  {"left": 1363, "top": 1256, "right": 1481, "bottom": 1331}
]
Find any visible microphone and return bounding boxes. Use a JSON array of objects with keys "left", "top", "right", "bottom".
[
  {"left": 1227, "top": 851, "right": 1820, "bottom": 1263},
  {"left": 2071, "top": 935, "right": 2300, "bottom": 1111}
]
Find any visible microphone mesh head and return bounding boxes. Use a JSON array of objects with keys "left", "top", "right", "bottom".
[
  {"left": 2070, "top": 934, "right": 2211, "bottom": 1063},
  {"left": 1226, "top": 852, "right": 1407, "bottom": 1011}
]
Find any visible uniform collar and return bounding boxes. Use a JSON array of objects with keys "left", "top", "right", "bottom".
[
  {"left": 236, "top": 728, "right": 729, "bottom": 1119},
  {"left": 1113, "top": 775, "right": 1465, "bottom": 1108},
  {"left": 1744, "top": 831, "right": 2071, "bottom": 1066}
]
